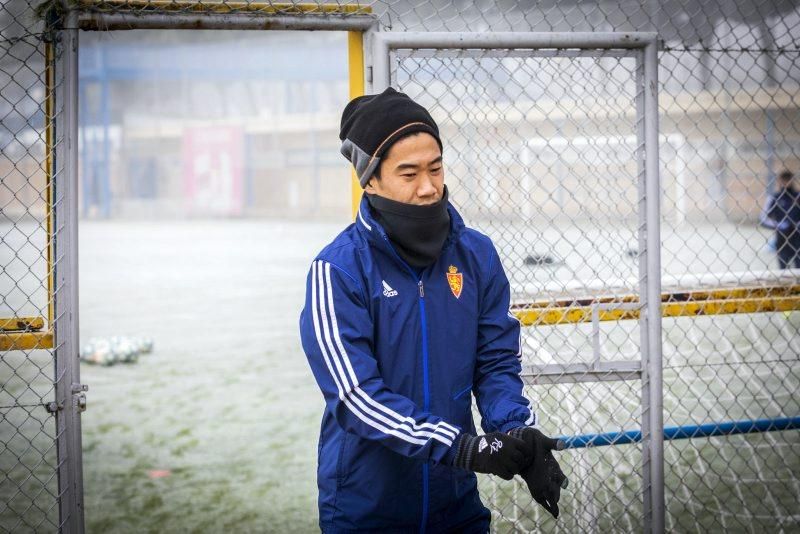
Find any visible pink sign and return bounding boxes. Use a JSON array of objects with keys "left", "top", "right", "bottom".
[{"left": 182, "top": 125, "right": 244, "bottom": 215}]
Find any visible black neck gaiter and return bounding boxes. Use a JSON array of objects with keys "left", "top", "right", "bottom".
[{"left": 367, "top": 187, "right": 451, "bottom": 269}]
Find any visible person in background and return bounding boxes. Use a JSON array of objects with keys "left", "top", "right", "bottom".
[{"left": 761, "top": 170, "right": 800, "bottom": 269}]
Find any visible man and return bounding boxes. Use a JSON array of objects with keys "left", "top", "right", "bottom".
[
  {"left": 761, "top": 170, "right": 800, "bottom": 269},
  {"left": 299, "top": 88, "right": 566, "bottom": 533}
]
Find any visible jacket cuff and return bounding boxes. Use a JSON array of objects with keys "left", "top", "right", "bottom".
[{"left": 443, "top": 433, "right": 471, "bottom": 467}]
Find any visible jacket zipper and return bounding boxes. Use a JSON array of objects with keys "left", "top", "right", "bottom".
[
  {"left": 418, "top": 279, "right": 430, "bottom": 534},
  {"left": 379, "top": 234, "right": 431, "bottom": 532}
]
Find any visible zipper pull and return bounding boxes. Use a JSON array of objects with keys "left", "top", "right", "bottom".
[{"left": 418, "top": 281, "right": 424, "bottom": 297}]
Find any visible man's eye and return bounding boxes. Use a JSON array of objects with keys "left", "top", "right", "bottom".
[
  {"left": 430, "top": 167, "right": 442, "bottom": 174},
  {"left": 402, "top": 174, "right": 416, "bottom": 179}
]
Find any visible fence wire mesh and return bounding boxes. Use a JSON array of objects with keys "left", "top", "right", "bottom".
[
  {"left": 1, "top": 4, "right": 61, "bottom": 531},
  {"left": 393, "top": 47, "right": 651, "bottom": 533},
  {"left": 1, "top": 0, "right": 799, "bottom": 532}
]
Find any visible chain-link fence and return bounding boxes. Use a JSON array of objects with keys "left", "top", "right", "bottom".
[
  {"left": 2, "top": 4, "right": 56, "bottom": 531},
  {"left": 2, "top": 0, "right": 85, "bottom": 529},
  {"left": 388, "top": 33, "right": 800, "bottom": 532},
  {"left": 2, "top": 1, "right": 799, "bottom": 532}
]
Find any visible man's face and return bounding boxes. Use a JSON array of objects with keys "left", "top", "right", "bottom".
[{"left": 365, "top": 132, "right": 444, "bottom": 205}]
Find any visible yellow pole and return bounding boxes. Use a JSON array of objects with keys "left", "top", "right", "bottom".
[{"left": 348, "top": 31, "right": 365, "bottom": 219}]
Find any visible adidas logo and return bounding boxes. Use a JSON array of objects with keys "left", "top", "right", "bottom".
[
  {"left": 478, "top": 437, "right": 488, "bottom": 453},
  {"left": 382, "top": 280, "right": 398, "bottom": 298}
]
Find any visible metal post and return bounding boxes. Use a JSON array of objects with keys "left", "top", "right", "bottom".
[
  {"left": 371, "top": 34, "right": 390, "bottom": 91},
  {"left": 634, "top": 46, "right": 653, "bottom": 533},
  {"left": 54, "top": 10, "right": 86, "bottom": 533},
  {"left": 644, "top": 37, "right": 664, "bottom": 534},
  {"left": 348, "top": 30, "right": 366, "bottom": 216}
]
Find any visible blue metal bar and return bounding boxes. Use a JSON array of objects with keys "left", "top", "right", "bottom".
[
  {"left": 559, "top": 416, "right": 800, "bottom": 449},
  {"left": 100, "top": 47, "right": 111, "bottom": 219},
  {"left": 79, "top": 41, "right": 347, "bottom": 82}
]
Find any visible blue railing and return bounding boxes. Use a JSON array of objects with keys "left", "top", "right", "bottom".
[{"left": 559, "top": 416, "right": 800, "bottom": 449}]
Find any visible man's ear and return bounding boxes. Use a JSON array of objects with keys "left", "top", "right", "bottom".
[{"left": 364, "top": 178, "right": 378, "bottom": 194}]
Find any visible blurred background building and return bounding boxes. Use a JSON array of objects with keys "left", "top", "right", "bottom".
[
  {"left": 76, "top": 30, "right": 351, "bottom": 219},
  {"left": 1, "top": 1, "right": 798, "bottom": 223}
]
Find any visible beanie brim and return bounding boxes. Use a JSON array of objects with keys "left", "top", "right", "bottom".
[{"left": 372, "top": 122, "right": 442, "bottom": 161}]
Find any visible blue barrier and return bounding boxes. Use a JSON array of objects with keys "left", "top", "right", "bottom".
[{"left": 559, "top": 416, "right": 800, "bottom": 449}]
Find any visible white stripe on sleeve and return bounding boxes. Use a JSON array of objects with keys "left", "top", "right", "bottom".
[
  {"left": 311, "top": 261, "right": 455, "bottom": 446},
  {"left": 323, "top": 262, "right": 459, "bottom": 441}
]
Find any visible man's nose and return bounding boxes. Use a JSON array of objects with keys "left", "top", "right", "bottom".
[{"left": 417, "top": 175, "right": 437, "bottom": 198}]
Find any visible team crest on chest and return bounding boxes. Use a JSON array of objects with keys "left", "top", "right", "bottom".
[{"left": 446, "top": 265, "right": 463, "bottom": 299}]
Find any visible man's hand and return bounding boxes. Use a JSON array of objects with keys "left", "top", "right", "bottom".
[
  {"left": 510, "top": 427, "right": 568, "bottom": 519},
  {"left": 452, "top": 432, "right": 533, "bottom": 480}
]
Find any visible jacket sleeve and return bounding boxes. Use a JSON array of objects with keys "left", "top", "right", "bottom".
[
  {"left": 299, "top": 258, "right": 462, "bottom": 464},
  {"left": 473, "top": 246, "right": 537, "bottom": 434},
  {"left": 760, "top": 195, "right": 779, "bottom": 229}
]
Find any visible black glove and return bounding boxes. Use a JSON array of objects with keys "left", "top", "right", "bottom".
[
  {"left": 510, "top": 427, "right": 568, "bottom": 519},
  {"left": 451, "top": 432, "right": 533, "bottom": 480}
]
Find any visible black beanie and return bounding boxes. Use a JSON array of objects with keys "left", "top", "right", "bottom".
[{"left": 339, "top": 87, "right": 443, "bottom": 188}]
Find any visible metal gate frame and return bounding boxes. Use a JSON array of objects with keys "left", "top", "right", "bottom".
[
  {"left": 53, "top": 13, "right": 85, "bottom": 532},
  {"left": 45, "top": 19, "right": 660, "bottom": 532},
  {"left": 43, "top": 7, "right": 378, "bottom": 533},
  {"left": 369, "top": 32, "right": 664, "bottom": 533}
]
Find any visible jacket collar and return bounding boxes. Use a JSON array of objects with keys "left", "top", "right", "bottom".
[
  {"left": 355, "top": 192, "right": 465, "bottom": 266},
  {"left": 776, "top": 187, "right": 799, "bottom": 202}
]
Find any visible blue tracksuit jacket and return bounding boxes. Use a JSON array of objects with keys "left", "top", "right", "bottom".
[
  {"left": 761, "top": 187, "right": 800, "bottom": 233},
  {"left": 299, "top": 195, "right": 536, "bottom": 533}
]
